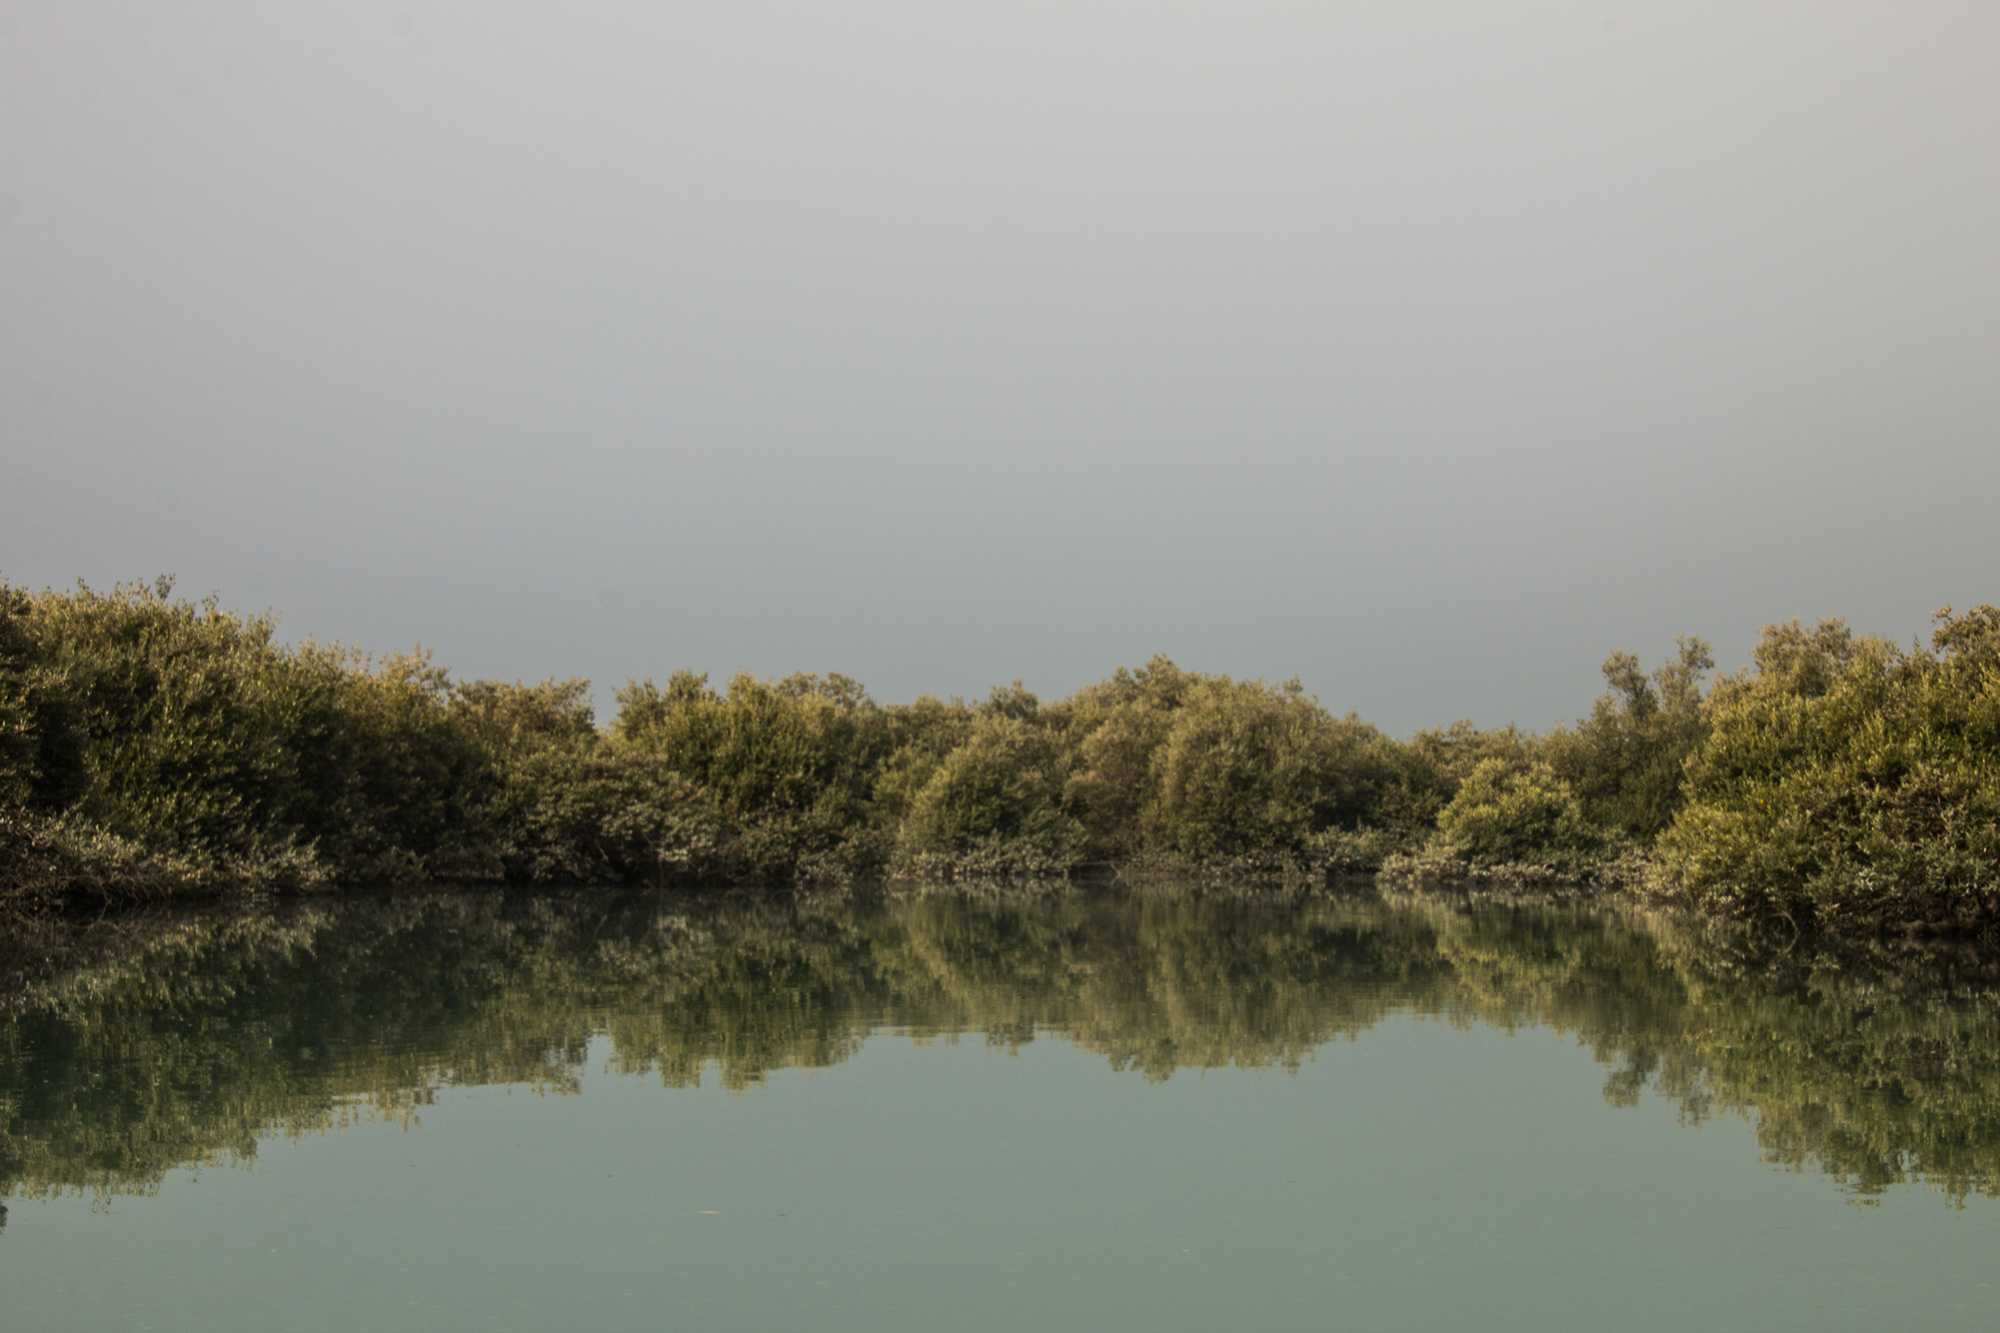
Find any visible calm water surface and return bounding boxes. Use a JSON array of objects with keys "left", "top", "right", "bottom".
[{"left": 2, "top": 886, "right": 1997, "bottom": 1330}]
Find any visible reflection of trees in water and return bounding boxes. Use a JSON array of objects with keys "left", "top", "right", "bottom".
[{"left": 2, "top": 887, "right": 1997, "bottom": 1205}]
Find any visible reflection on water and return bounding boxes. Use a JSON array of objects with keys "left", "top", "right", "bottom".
[{"left": 2, "top": 884, "right": 1998, "bottom": 1205}]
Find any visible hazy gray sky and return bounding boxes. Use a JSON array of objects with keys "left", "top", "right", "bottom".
[{"left": 3, "top": 1, "right": 1996, "bottom": 733}]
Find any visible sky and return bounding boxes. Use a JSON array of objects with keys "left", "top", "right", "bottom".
[{"left": 3, "top": 1, "right": 1997, "bottom": 735}]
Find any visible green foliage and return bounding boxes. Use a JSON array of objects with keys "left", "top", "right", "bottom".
[
  {"left": 454, "top": 676, "right": 597, "bottom": 750},
  {"left": 25, "top": 578, "right": 304, "bottom": 858},
  {"left": 0, "top": 585, "right": 1547, "bottom": 900},
  {"left": 868, "top": 693, "right": 979, "bottom": 824},
  {"left": 0, "top": 579, "right": 582, "bottom": 899},
  {"left": 1543, "top": 636, "right": 1713, "bottom": 838},
  {"left": 1381, "top": 639, "right": 1713, "bottom": 886},
  {"left": 611, "top": 670, "right": 892, "bottom": 879},
  {"left": 1367, "top": 718, "right": 1533, "bottom": 838},
  {"left": 7, "top": 575, "right": 2000, "bottom": 934},
  {"left": 614, "top": 670, "right": 881, "bottom": 825},
  {"left": 898, "top": 714, "right": 1085, "bottom": 874},
  {"left": 455, "top": 678, "right": 722, "bottom": 883},
  {"left": 280, "top": 647, "right": 501, "bottom": 880},
  {"left": 1061, "top": 658, "right": 1188, "bottom": 855},
  {"left": 1657, "top": 609, "right": 2000, "bottom": 931},
  {"left": 0, "top": 585, "right": 84, "bottom": 812},
  {"left": 496, "top": 745, "right": 721, "bottom": 884},
  {"left": 1421, "top": 758, "right": 1602, "bottom": 867},
  {"left": 1143, "top": 676, "right": 1388, "bottom": 857},
  {"left": 0, "top": 807, "right": 213, "bottom": 911},
  {"left": 1061, "top": 657, "right": 1400, "bottom": 866}
]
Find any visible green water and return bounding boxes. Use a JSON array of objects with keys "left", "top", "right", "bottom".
[{"left": 2, "top": 887, "right": 1997, "bottom": 1330}]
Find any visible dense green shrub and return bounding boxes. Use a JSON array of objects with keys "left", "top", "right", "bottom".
[
  {"left": 614, "top": 671, "right": 882, "bottom": 823},
  {"left": 898, "top": 714, "right": 1085, "bottom": 874},
  {"left": 1058, "top": 658, "right": 1404, "bottom": 868},
  {"left": 611, "top": 670, "right": 897, "bottom": 879},
  {"left": 1142, "top": 675, "right": 1388, "bottom": 858},
  {"left": 283, "top": 647, "right": 504, "bottom": 880},
  {"left": 25, "top": 578, "right": 310, "bottom": 860},
  {"left": 1419, "top": 759, "right": 1602, "bottom": 866},
  {"left": 1657, "top": 609, "right": 2000, "bottom": 932},
  {"left": 1, "top": 580, "right": 569, "bottom": 899},
  {"left": 496, "top": 745, "right": 721, "bottom": 884}
]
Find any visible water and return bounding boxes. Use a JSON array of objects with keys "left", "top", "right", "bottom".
[{"left": 2, "top": 886, "right": 1997, "bottom": 1331}]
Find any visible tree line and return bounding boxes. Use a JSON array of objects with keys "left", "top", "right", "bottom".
[{"left": 2, "top": 576, "right": 1996, "bottom": 933}]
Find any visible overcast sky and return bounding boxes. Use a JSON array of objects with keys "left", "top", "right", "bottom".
[{"left": 3, "top": 2, "right": 1996, "bottom": 733}]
